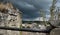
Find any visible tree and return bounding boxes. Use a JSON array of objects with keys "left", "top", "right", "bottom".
[
  {"left": 49, "top": 0, "right": 60, "bottom": 27},
  {"left": 50, "top": 0, "right": 57, "bottom": 21},
  {"left": 40, "top": 9, "right": 47, "bottom": 26}
]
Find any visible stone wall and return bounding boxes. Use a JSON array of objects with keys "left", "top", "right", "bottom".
[{"left": 22, "top": 32, "right": 47, "bottom": 35}]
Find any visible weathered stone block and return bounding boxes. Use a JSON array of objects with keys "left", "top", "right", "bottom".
[{"left": 50, "top": 28, "right": 60, "bottom": 35}]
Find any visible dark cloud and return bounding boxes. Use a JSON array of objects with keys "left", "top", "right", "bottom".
[{"left": 0, "top": 0, "right": 54, "bottom": 21}]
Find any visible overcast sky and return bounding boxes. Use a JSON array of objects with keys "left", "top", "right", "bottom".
[{"left": 1, "top": 0, "right": 60, "bottom": 21}]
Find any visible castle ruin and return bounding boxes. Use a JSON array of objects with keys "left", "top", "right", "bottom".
[{"left": 0, "top": 3, "right": 22, "bottom": 35}]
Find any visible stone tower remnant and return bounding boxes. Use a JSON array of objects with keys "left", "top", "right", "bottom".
[{"left": 0, "top": 3, "right": 22, "bottom": 35}]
